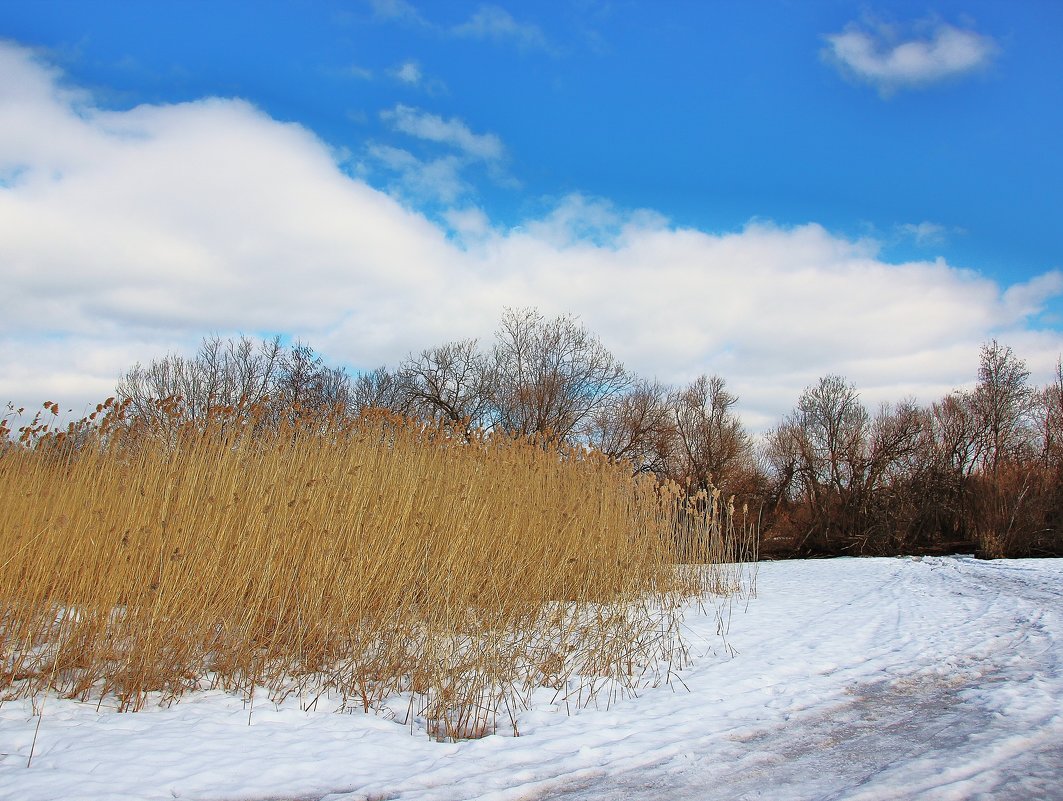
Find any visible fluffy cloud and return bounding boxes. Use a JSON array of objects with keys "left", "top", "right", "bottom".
[
  {"left": 824, "top": 21, "right": 998, "bottom": 94},
  {"left": 1, "top": 41, "right": 1060, "bottom": 429}
]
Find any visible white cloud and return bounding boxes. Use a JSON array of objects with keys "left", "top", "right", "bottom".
[
  {"left": 824, "top": 21, "right": 998, "bottom": 94},
  {"left": 443, "top": 206, "right": 494, "bottom": 242},
  {"left": 1, "top": 41, "right": 1060, "bottom": 430},
  {"left": 370, "top": 105, "right": 507, "bottom": 202},
  {"left": 392, "top": 60, "right": 422, "bottom": 85},
  {"left": 369, "top": 0, "right": 429, "bottom": 27},
  {"left": 452, "top": 5, "right": 550, "bottom": 51},
  {"left": 366, "top": 143, "right": 468, "bottom": 203},
  {"left": 380, "top": 104, "right": 504, "bottom": 162},
  {"left": 899, "top": 221, "right": 948, "bottom": 247},
  {"left": 343, "top": 64, "right": 374, "bottom": 81},
  {"left": 368, "top": 1, "right": 549, "bottom": 53},
  {"left": 385, "top": 60, "right": 446, "bottom": 95},
  {"left": 1003, "top": 271, "right": 1063, "bottom": 321}
]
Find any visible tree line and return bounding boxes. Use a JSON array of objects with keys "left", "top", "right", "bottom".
[{"left": 108, "top": 308, "right": 1063, "bottom": 559}]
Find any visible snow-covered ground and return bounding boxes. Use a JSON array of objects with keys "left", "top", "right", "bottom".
[{"left": 2, "top": 556, "right": 1061, "bottom": 801}]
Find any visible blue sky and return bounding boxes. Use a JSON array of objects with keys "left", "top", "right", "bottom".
[{"left": 1, "top": 1, "right": 1061, "bottom": 426}]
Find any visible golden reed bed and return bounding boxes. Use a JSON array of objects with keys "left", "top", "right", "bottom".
[{"left": 0, "top": 400, "right": 753, "bottom": 739}]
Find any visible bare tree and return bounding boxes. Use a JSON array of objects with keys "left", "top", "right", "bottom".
[
  {"left": 765, "top": 375, "right": 871, "bottom": 553},
  {"left": 857, "top": 399, "right": 927, "bottom": 551},
  {"left": 116, "top": 334, "right": 282, "bottom": 425},
  {"left": 490, "top": 308, "right": 630, "bottom": 443},
  {"left": 792, "top": 375, "right": 869, "bottom": 494},
  {"left": 1035, "top": 358, "right": 1063, "bottom": 468},
  {"left": 815, "top": 375, "right": 869, "bottom": 493},
  {"left": 587, "top": 379, "right": 675, "bottom": 474},
  {"left": 866, "top": 399, "right": 923, "bottom": 491},
  {"left": 350, "top": 367, "right": 413, "bottom": 416},
  {"left": 928, "top": 392, "right": 982, "bottom": 479},
  {"left": 400, "top": 339, "right": 495, "bottom": 431},
  {"left": 972, "top": 339, "right": 1035, "bottom": 472},
  {"left": 274, "top": 342, "right": 352, "bottom": 420},
  {"left": 895, "top": 393, "right": 982, "bottom": 549},
  {"left": 966, "top": 343, "right": 1051, "bottom": 556},
  {"left": 671, "top": 375, "right": 753, "bottom": 494}
]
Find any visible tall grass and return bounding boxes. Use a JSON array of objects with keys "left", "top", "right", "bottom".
[{"left": 0, "top": 400, "right": 754, "bottom": 739}]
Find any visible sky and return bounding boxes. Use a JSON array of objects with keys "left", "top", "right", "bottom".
[{"left": 1, "top": 0, "right": 1062, "bottom": 429}]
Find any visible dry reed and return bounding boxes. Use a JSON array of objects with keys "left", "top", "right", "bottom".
[{"left": 0, "top": 399, "right": 753, "bottom": 739}]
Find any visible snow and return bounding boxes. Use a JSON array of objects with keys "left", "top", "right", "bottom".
[{"left": 2, "top": 556, "right": 1062, "bottom": 801}]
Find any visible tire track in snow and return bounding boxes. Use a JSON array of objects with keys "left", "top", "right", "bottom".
[{"left": 531, "top": 557, "right": 1063, "bottom": 801}]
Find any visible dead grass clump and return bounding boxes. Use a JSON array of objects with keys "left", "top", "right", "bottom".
[{"left": 0, "top": 400, "right": 752, "bottom": 739}]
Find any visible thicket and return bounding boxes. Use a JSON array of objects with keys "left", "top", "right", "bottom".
[
  {"left": 0, "top": 391, "right": 754, "bottom": 740},
  {"left": 78, "top": 310, "right": 1061, "bottom": 560},
  {"left": 763, "top": 342, "right": 1063, "bottom": 559}
]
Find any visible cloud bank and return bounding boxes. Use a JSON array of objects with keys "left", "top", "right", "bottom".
[
  {"left": 1, "top": 41, "right": 1059, "bottom": 428},
  {"left": 824, "top": 20, "right": 998, "bottom": 94}
]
